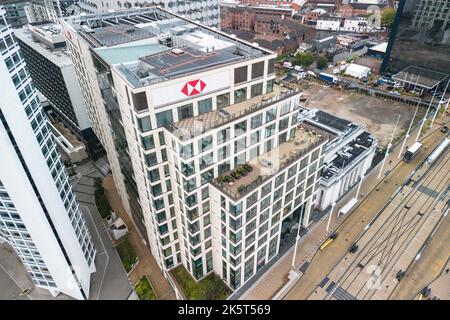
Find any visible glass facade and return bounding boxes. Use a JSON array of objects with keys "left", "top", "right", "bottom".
[{"left": 383, "top": 0, "right": 450, "bottom": 74}]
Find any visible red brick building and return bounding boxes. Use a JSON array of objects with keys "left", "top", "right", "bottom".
[
  {"left": 338, "top": 2, "right": 388, "bottom": 18},
  {"left": 254, "top": 16, "right": 316, "bottom": 42},
  {"left": 220, "top": 7, "right": 256, "bottom": 32}
]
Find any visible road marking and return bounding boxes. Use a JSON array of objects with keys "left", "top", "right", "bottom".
[{"left": 80, "top": 205, "right": 109, "bottom": 300}]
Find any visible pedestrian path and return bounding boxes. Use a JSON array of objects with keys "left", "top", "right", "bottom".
[{"left": 102, "top": 176, "right": 176, "bottom": 300}]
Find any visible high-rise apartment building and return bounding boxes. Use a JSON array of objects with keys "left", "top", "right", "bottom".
[
  {"left": 14, "top": 22, "right": 103, "bottom": 159},
  {"left": 61, "top": 8, "right": 330, "bottom": 290},
  {"left": 0, "top": 6, "right": 96, "bottom": 300},
  {"left": 24, "top": 0, "right": 62, "bottom": 24},
  {"left": 383, "top": 0, "right": 450, "bottom": 74},
  {"left": 77, "top": 0, "right": 220, "bottom": 27}
]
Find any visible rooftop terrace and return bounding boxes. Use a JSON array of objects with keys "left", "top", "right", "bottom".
[
  {"left": 212, "top": 123, "right": 331, "bottom": 200},
  {"left": 64, "top": 8, "right": 271, "bottom": 87},
  {"left": 167, "top": 85, "right": 300, "bottom": 141}
]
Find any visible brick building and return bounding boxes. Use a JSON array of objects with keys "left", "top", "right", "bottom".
[
  {"left": 220, "top": 6, "right": 256, "bottom": 31},
  {"left": 254, "top": 16, "right": 315, "bottom": 41}
]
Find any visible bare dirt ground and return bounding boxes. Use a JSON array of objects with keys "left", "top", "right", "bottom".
[{"left": 299, "top": 82, "right": 426, "bottom": 146}]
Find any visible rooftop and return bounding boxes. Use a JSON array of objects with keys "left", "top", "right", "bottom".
[
  {"left": 213, "top": 123, "right": 330, "bottom": 199},
  {"left": 167, "top": 84, "right": 300, "bottom": 140},
  {"left": 14, "top": 23, "right": 72, "bottom": 67},
  {"left": 322, "top": 131, "right": 376, "bottom": 181},
  {"left": 393, "top": 66, "right": 449, "bottom": 90},
  {"left": 64, "top": 8, "right": 271, "bottom": 88}
]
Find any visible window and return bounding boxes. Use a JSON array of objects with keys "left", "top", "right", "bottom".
[
  {"left": 144, "top": 152, "right": 157, "bottom": 167},
  {"left": 265, "top": 123, "right": 276, "bottom": 138},
  {"left": 250, "top": 131, "right": 260, "bottom": 145},
  {"left": 234, "top": 137, "right": 246, "bottom": 153},
  {"left": 251, "top": 114, "right": 262, "bottom": 129},
  {"left": 159, "top": 224, "right": 169, "bottom": 235},
  {"left": 198, "top": 98, "right": 212, "bottom": 114},
  {"left": 234, "top": 120, "right": 247, "bottom": 137},
  {"left": 267, "top": 79, "right": 275, "bottom": 93},
  {"left": 141, "top": 135, "right": 155, "bottom": 150},
  {"left": 279, "top": 117, "right": 289, "bottom": 131},
  {"left": 148, "top": 169, "right": 160, "bottom": 182},
  {"left": 217, "top": 93, "right": 230, "bottom": 109},
  {"left": 137, "top": 116, "right": 151, "bottom": 132},
  {"left": 198, "top": 135, "right": 213, "bottom": 153},
  {"left": 218, "top": 145, "right": 230, "bottom": 161},
  {"left": 217, "top": 128, "right": 230, "bottom": 145},
  {"left": 244, "top": 257, "right": 254, "bottom": 281},
  {"left": 266, "top": 107, "right": 277, "bottom": 122},
  {"left": 179, "top": 143, "right": 193, "bottom": 159},
  {"left": 181, "top": 161, "right": 195, "bottom": 177},
  {"left": 178, "top": 103, "right": 193, "bottom": 120},
  {"left": 234, "top": 88, "right": 247, "bottom": 104},
  {"left": 251, "top": 83, "right": 263, "bottom": 98},
  {"left": 131, "top": 91, "right": 148, "bottom": 111},
  {"left": 234, "top": 65, "right": 248, "bottom": 84},
  {"left": 275, "top": 173, "right": 285, "bottom": 187},
  {"left": 156, "top": 110, "right": 173, "bottom": 127},
  {"left": 251, "top": 61, "right": 264, "bottom": 79},
  {"left": 268, "top": 58, "right": 275, "bottom": 74},
  {"left": 247, "top": 192, "right": 258, "bottom": 208},
  {"left": 199, "top": 152, "right": 214, "bottom": 170},
  {"left": 280, "top": 102, "right": 290, "bottom": 115},
  {"left": 151, "top": 184, "right": 162, "bottom": 196}
]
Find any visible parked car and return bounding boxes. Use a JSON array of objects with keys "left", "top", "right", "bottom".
[{"left": 390, "top": 91, "right": 401, "bottom": 96}]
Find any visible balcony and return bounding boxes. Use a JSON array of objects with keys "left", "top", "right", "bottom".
[
  {"left": 166, "top": 85, "right": 301, "bottom": 141},
  {"left": 212, "top": 123, "right": 331, "bottom": 200}
]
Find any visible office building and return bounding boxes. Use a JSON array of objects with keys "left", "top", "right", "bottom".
[
  {"left": 383, "top": 0, "right": 450, "bottom": 75},
  {"left": 24, "top": 0, "right": 62, "bottom": 24},
  {"left": 61, "top": 7, "right": 330, "bottom": 290},
  {"left": 15, "top": 21, "right": 103, "bottom": 159},
  {"left": 77, "top": 0, "right": 220, "bottom": 27},
  {"left": 0, "top": 6, "right": 96, "bottom": 300},
  {"left": 0, "top": 0, "right": 28, "bottom": 28}
]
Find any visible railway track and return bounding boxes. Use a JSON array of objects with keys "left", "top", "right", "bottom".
[{"left": 322, "top": 149, "right": 450, "bottom": 300}]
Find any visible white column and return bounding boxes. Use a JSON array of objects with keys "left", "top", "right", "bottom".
[
  {"left": 399, "top": 100, "right": 420, "bottom": 158},
  {"left": 378, "top": 115, "right": 400, "bottom": 179},
  {"left": 326, "top": 202, "right": 336, "bottom": 233},
  {"left": 431, "top": 78, "right": 450, "bottom": 127}
]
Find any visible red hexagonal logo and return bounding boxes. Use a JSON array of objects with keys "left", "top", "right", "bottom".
[{"left": 181, "top": 79, "right": 206, "bottom": 96}]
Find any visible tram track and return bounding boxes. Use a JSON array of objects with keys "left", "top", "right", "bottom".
[{"left": 323, "top": 149, "right": 450, "bottom": 300}]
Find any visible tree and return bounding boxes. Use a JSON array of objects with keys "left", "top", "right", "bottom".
[
  {"left": 381, "top": 8, "right": 396, "bottom": 28},
  {"left": 316, "top": 55, "right": 328, "bottom": 69},
  {"left": 293, "top": 52, "right": 314, "bottom": 67}
]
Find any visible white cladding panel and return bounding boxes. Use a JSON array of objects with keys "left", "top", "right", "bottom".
[{"left": 152, "top": 70, "right": 230, "bottom": 107}]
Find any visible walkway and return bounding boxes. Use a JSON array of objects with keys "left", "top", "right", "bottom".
[{"left": 102, "top": 175, "right": 176, "bottom": 300}]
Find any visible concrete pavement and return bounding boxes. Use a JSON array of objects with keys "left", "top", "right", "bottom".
[
  {"left": 72, "top": 161, "right": 134, "bottom": 300},
  {"left": 305, "top": 144, "right": 449, "bottom": 300},
  {"left": 389, "top": 210, "right": 450, "bottom": 300}
]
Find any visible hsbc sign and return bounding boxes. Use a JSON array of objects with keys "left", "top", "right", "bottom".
[
  {"left": 152, "top": 71, "right": 230, "bottom": 107},
  {"left": 181, "top": 79, "right": 206, "bottom": 96}
]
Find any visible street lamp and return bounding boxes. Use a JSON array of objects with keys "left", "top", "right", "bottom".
[{"left": 378, "top": 114, "right": 400, "bottom": 179}]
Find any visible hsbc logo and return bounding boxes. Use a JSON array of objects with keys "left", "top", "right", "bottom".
[{"left": 181, "top": 79, "right": 206, "bottom": 97}]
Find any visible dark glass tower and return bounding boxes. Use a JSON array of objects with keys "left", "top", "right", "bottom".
[{"left": 383, "top": 0, "right": 450, "bottom": 75}]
